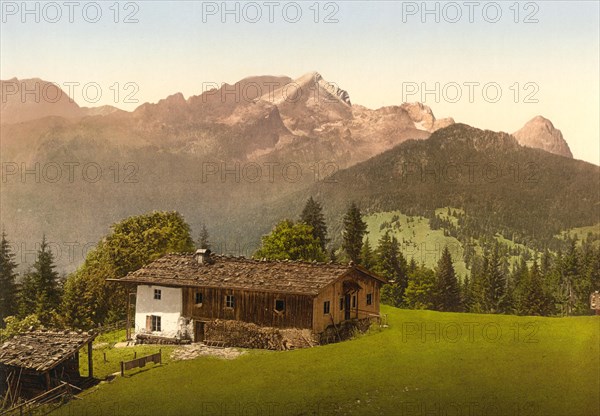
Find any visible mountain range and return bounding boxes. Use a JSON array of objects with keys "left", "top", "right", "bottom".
[{"left": 0, "top": 72, "right": 595, "bottom": 272}]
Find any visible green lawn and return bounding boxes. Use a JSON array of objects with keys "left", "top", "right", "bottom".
[
  {"left": 79, "top": 330, "right": 176, "bottom": 379},
  {"left": 54, "top": 307, "right": 599, "bottom": 416}
]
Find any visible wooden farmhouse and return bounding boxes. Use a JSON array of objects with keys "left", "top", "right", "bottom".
[
  {"left": 110, "top": 250, "right": 386, "bottom": 345},
  {"left": 0, "top": 330, "right": 96, "bottom": 403}
]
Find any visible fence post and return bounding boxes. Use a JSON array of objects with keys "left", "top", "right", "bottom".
[
  {"left": 120, "top": 361, "right": 124, "bottom": 377},
  {"left": 159, "top": 349, "right": 162, "bottom": 364}
]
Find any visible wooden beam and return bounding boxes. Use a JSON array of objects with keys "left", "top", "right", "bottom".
[{"left": 87, "top": 341, "right": 93, "bottom": 378}]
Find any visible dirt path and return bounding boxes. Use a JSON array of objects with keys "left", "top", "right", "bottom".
[{"left": 170, "top": 344, "right": 246, "bottom": 360}]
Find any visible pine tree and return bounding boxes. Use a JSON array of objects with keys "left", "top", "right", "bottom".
[
  {"left": 510, "top": 256, "right": 529, "bottom": 314},
  {"left": 520, "top": 260, "right": 551, "bottom": 316},
  {"left": 559, "top": 240, "right": 581, "bottom": 315},
  {"left": 0, "top": 232, "right": 18, "bottom": 325},
  {"left": 408, "top": 257, "right": 417, "bottom": 274},
  {"left": 466, "top": 254, "right": 486, "bottom": 313},
  {"left": 485, "top": 245, "right": 508, "bottom": 313},
  {"left": 19, "top": 236, "right": 61, "bottom": 325},
  {"left": 434, "top": 246, "right": 461, "bottom": 312},
  {"left": 342, "top": 202, "right": 368, "bottom": 263},
  {"left": 197, "top": 223, "right": 211, "bottom": 250},
  {"left": 359, "top": 237, "right": 376, "bottom": 270},
  {"left": 300, "top": 197, "right": 328, "bottom": 251},
  {"left": 375, "top": 232, "right": 408, "bottom": 305}
]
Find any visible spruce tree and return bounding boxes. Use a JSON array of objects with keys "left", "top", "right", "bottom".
[
  {"left": 559, "top": 240, "right": 581, "bottom": 315},
  {"left": 434, "top": 246, "right": 461, "bottom": 312},
  {"left": 0, "top": 232, "right": 18, "bottom": 325},
  {"left": 360, "top": 237, "right": 376, "bottom": 270},
  {"left": 300, "top": 197, "right": 328, "bottom": 251},
  {"left": 197, "top": 223, "right": 211, "bottom": 250},
  {"left": 342, "top": 202, "right": 368, "bottom": 263},
  {"left": 375, "top": 232, "right": 408, "bottom": 304},
  {"left": 485, "top": 245, "right": 508, "bottom": 313},
  {"left": 19, "top": 236, "right": 61, "bottom": 325},
  {"left": 520, "top": 260, "right": 550, "bottom": 316}
]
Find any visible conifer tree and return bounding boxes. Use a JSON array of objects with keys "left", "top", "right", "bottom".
[
  {"left": 197, "top": 223, "right": 211, "bottom": 250},
  {"left": 360, "top": 237, "right": 376, "bottom": 270},
  {"left": 0, "top": 232, "right": 18, "bottom": 325},
  {"left": 342, "top": 202, "right": 368, "bottom": 263},
  {"left": 434, "top": 246, "right": 461, "bottom": 312},
  {"left": 520, "top": 259, "right": 551, "bottom": 316},
  {"left": 300, "top": 197, "right": 328, "bottom": 251},
  {"left": 485, "top": 245, "right": 508, "bottom": 313},
  {"left": 19, "top": 236, "right": 61, "bottom": 325}
]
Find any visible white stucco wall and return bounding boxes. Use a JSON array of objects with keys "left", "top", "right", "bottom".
[{"left": 135, "top": 285, "right": 183, "bottom": 338}]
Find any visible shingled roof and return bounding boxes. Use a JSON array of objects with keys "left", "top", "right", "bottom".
[
  {"left": 0, "top": 330, "right": 96, "bottom": 372},
  {"left": 110, "top": 253, "right": 385, "bottom": 295}
]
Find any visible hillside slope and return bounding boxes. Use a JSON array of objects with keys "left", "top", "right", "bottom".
[
  {"left": 55, "top": 307, "right": 600, "bottom": 416},
  {"left": 232, "top": 124, "right": 599, "bottom": 252}
]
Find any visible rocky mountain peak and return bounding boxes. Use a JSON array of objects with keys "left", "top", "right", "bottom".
[
  {"left": 512, "top": 116, "right": 573, "bottom": 158},
  {"left": 400, "top": 102, "right": 454, "bottom": 132}
]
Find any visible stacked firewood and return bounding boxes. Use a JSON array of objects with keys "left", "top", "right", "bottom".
[{"left": 205, "top": 320, "right": 288, "bottom": 350}]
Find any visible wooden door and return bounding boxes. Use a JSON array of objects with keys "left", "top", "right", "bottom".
[
  {"left": 194, "top": 321, "right": 205, "bottom": 342},
  {"left": 344, "top": 294, "right": 351, "bottom": 320}
]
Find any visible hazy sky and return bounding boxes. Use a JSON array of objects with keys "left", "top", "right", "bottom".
[{"left": 1, "top": 1, "right": 599, "bottom": 164}]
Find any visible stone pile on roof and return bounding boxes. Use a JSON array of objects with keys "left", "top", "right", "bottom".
[
  {"left": 0, "top": 330, "right": 96, "bottom": 372},
  {"left": 111, "top": 253, "right": 384, "bottom": 295}
]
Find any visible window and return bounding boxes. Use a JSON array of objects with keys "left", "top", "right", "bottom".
[
  {"left": 366, "top": 293, "right": 373, "bottom": 306},
  {"left": 154, "top": 289, "right": 161, "bottom": 300},
  {"left": 339, "top": 297, "right": 344, "bottom": 310},
  {"left": 151, "top": 315, "right": 161, "bottom": 332},
  {"left": 275, "top": 299, "right": 285, "bottom": 312},
  {"left": 225, "top": 295, "right": 235, "bottom": 308},
  {"left": 323, "top": 301, "right": 331, "bottom": 314},
  {"left": 195, "top": 292, "right": 203, "bottom": 305},
  {"left": 352, "top": 295, "right": 357, "bottom": 308}
]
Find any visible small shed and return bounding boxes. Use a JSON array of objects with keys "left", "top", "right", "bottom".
[{"left": 0, "top": 330, "right": 96, "bottom": 401}]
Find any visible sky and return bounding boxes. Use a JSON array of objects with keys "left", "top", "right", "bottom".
[{"left": 1, "top": 0, "right": 599, "bottom": 164}]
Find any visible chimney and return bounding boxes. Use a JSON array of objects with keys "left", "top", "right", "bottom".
[{"left": 194, "top": 248, "right": 211, "bottom": 264}]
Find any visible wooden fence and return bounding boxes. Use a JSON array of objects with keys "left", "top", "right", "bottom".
[
  {"left": 120, "top": 350, "right": 162, "bottom": 376},
  {"left": 0, "top": 381, "right": 78, "bottom": 416},
  {"left": 94, "top": 320, "right": 127, "bottom": 335}
]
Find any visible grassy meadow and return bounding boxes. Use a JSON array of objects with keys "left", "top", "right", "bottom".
[{"left": 53, "top": 306, "right": 600, "bottom": 416}]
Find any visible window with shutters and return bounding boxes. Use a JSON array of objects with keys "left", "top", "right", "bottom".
[
  {"left": 323, "top": 301, "right": 331, "bottom": 314},
  {"left": 147, "top": 315, "right": 161, "bottom": 332}
]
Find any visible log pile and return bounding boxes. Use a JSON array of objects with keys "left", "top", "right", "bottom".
[
  {"left": 205, "top": 320, "right": 287, "bottom": 350},
  {"left": 203, "top": 320, "right": 321, "bottom": 350},
  {"left": 135, "top": 334, "right": 191, "bottom": 345}
]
